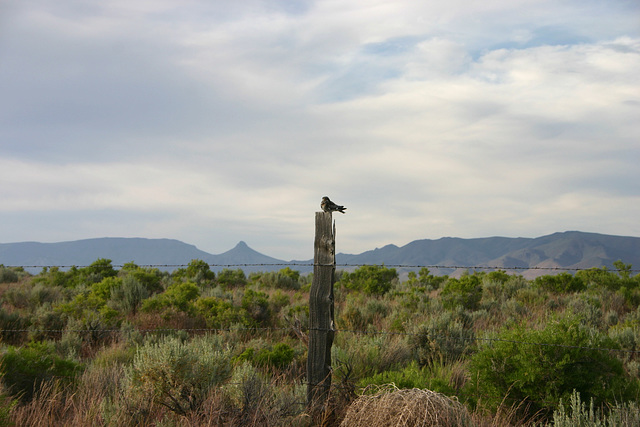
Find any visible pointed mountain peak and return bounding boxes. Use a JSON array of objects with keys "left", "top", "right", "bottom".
[
  {"left": 234, "top": 241, "right": 249, "bottom": 249},
  {"left": 213, "top": 241, "right": 285, "bottom": 265}
]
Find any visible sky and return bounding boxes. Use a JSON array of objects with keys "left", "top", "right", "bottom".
[{"left": 1, "top": 0, "right": 639, "bottom": 261}]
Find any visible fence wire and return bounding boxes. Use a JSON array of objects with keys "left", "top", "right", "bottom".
[
  {"left": 2, "top": 325, "right": 638, "bottom": 355},
  {"left": 4, "top": 262, "right": 640, "bottom": 272}
]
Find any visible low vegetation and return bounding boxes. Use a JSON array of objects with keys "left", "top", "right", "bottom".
[{"left": 0, "top": 260, "right": 638, "bottom": 425}]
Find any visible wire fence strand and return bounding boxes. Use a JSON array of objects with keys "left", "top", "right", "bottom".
[
  {"left": 4, "top": 262, "right": 640, "bottom": 272},
  {"left": 2, "top": 326, "right": 638, "bottom": 355}
]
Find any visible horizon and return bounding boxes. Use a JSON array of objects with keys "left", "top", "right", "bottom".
[{"left": 3, "top": 229, "right": 639, "bottom": 261}]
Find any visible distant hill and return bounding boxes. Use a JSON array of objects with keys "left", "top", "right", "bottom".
[
  {"left": 336, "top": 231, "right": 640, "bottom": 277},
  {"left": 0, "top": 238, "right": 286, "bottom": 273},
  {"left": 1, "top": 231, "right": 639, "bottom": 277}
]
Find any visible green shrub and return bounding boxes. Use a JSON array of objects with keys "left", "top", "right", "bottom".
[
  {"left": 481, "top": 273, "right": 527, "bottom": 304},
  {"left": 223, "top": 362, "right": 306, "bottom": 424},
  {"left": 108, "top": 275, "right": 149, "bottom": 315},
  {"left": 2, "top": 282, "right": 64, "bottom": 311},
  {"left": 484, "top": 270, "right": 511, "bottom": 284},
  {"left": 217, "top": 268, "right": 247, "bottom": 288},
  {"left": 254, "top": 343, "right": 296, "bottom": 369},
  {"left": 0, "top": 266, "right": 19, "bottom": 284},
  {"left": 237, "top": 342, "right": 297, "bottom": 370},
  {"left": 534, "top": 272, "right": 586, "bottom": 293},
  {"left": 195, "top": 296, "right": 249, "bottom": 328},
  {"left": 250, "top": 268, "right": 301, "bottom": 290},
  {"left": 332, "top": 334, "right": 412, "bottom": 380},
  {"left": 32, "top": 266, "right": 74, "bottom": 288},
  {"left": 514, "top": 285, "right": 547, "bottom": 306},
  {"left": 75, "top": 258, "right": 118, "bottom": 286},
  {"left": 405, "top": 268, "right": 447, "bottom": 291},
  {"left": 467, "top": 315, "right": 637, "bottom": 418},
  {"left": 186, "top": 260, "right": 215, "bottom": 284},
  {"left": 397, "top": 285, "right": 430, "bottom": 312},
  {"left": 339, "top": 294, "right": 391, "bottom": 331},
  {"left": 172, "top": 260, "right": 215, "bottom": 286},
  {"left": 358, "top": 360, "right": 429, "bottom": 389},
  {"left": 440, "top": 273, "right": 482, "bottom": 310},
  {"left": 0, "top": 341, "right": 82, "bottom": 402},
  {"left": 120, "top": 263, "right": 164, "bottom": 294},
  {"left": 0, "top": 308, "right": 30, "bottom": 345},
  {"left": 90, "top": 276, "right": 121, "bottom": 301},
  {"left": 284, "top": 302, "right": 309, "bottom": 332},
  {"left": 567, "top": 295, "right": 603, "bottom": 328},
  {"left": 575, "top": 266, "right": 633, "bottom": 291},
  {"left": 141, "top": 282, "right": 200, "bottom": 314},
  {"left": 410, "top": 310, "right": 475, "bottom": 366},
  {"left": 59, "top": 311, "right": 119, "bottom": 354},
  {"left": 0, "top": 284, "right": 30, "bottom": 309},
  {"left": 124, "top": 335, "right": 232, "bottom": 416},
  {"left": 56, "top": 277, "right": 125, "bottom": 322},
  {"left": 241, "top": 289, "right": 271, "bottom": 326},
  {"left": 91, "top": 342, "right": 135, "bottom": 368},
  {"left": 29, "top": 304, "right": 65, "bottom": 342},
  {"left": 358, "top": 359, "right": 466, "bottom": 397},
  {"left": 340, "top": 265, "right": 398, "bottom": 295},
  {"left": 268, "top": 291, "right": 291, "bottom": 319}
]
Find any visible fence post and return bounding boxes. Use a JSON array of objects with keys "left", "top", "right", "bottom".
[{"left": 307, "top": 211, "right": 336, "bottom": 411}]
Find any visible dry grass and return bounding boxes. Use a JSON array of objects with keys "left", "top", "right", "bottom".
[
  {"left": 340, "top": 384, "right": 474, "bottom": 427},
  {"left": 10, "top": 379, "right": 73, "bottom": 426}
]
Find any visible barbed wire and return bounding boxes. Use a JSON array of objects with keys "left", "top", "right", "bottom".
[
  {"left": 2, "top": 325, "right": 638, "bottom": 355},
  {"left": 4, "top": 262, "right": 639, "bottom": 272}
]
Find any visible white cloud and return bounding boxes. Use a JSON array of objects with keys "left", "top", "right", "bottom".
[{"left": 0, "top": 0, "right": 638, "bottom": 260}]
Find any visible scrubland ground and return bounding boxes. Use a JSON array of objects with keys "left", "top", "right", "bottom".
[{"left": 0, "top": 260, "right": 639, "bottom": 426}]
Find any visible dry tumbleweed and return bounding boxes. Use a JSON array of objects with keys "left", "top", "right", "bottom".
[{"left": 340, "top": 384, "right": 474, "bottom": 427}]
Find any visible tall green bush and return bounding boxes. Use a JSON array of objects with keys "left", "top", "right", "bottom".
[
  {"left": 440, "top": 273, "right": 482, "bottom": 310},
  {"left": 195, "top": 296, "right": 249, "bottom": 328},
  {"left": 236, "top": 342, "right": 297, "bottom": 370},
  {"left": 141, "top": 282, "right": 200, "bottom": 314},
  {"left": 217, "top": 268, "right": 247, "bottom": 288},
  {"left": 467, "top": 315, "right": 637, "bottom": 418},
  {"left": 340, "top": 265, "right": 398, "bottom": 295},
  {"left": 0, "top": 341, "right": 82, "bottom": 402},
  {"left": 120, "top": 263, "right": 164, "bottom": 294},
  {"left": 172, "top": 260, "right": 215, "bottom": 286},
  {"left": 534, "top": 272, "right": 586, "bottom": 293}
]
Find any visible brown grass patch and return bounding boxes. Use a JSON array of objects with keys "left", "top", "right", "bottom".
[{"left": 340, "top": 384, "right": 473, "bottom": 427}]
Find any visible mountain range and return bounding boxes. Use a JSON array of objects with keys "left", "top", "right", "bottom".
[{"left": 1, "top": 231, "right": 639, "bottom": 278}]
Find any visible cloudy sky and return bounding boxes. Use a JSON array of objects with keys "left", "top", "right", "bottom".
[{"left": 1, "top": 0, "right": 639, "bottom": 261}]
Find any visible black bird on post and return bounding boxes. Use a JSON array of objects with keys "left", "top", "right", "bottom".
[{"left": 321, "top": 196, "right": 346, "bottom": 214}]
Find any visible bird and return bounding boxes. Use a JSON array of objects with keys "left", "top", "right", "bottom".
[{"left": 321, "top": 196, "right": 346, "bottom": 214}]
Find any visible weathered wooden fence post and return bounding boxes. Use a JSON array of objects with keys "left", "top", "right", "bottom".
[{"left": 307, "top": 211, "right": 336, "bottom": 411}]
